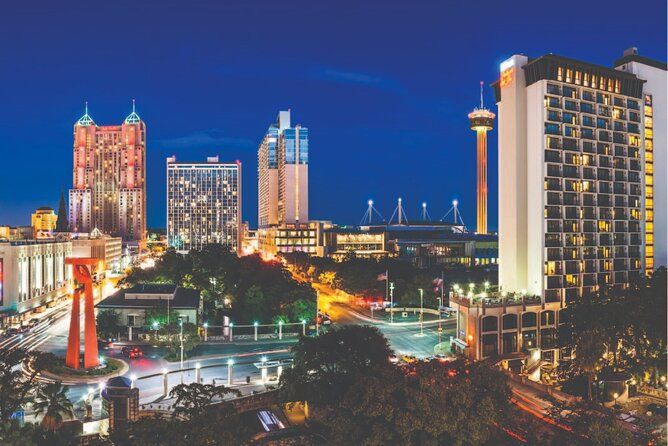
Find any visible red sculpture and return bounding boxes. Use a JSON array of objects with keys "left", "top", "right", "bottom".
[{"left": 65, "top": 258, "right": 100, "bottom": 369}]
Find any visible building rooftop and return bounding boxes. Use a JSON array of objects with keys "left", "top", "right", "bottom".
[{"left": 96, "top": 284, "right": 200, "bottom": 309}]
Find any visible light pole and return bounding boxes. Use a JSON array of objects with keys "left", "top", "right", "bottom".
[
  {"left": 227, "top": 358, "right": 234, "bottom": 386},
  {"left": 389, "top": 282, "right": 395, "bottom": 323},
  {"left": 316, "top": 290, "right": 320, "bottom": 336},
  {"left": 179, "top": 320, "right": 184, "bottom": 383},
  {"left": 152, "top": 321, "right": 159, "bottom": 340},
  {"left": 254, "top": 321, "right": 259, "bottom": 341},
  {"left": 418, "top": 288, "right": 424, "bottom": 336},
  {"left": 301, "top": 319, "right": 306, "bottom": 336},
  {"left": 278, "top": 320, "right": 283, "bottom": 340},
  {"left": 203, "top": 322, "right": 208, "bottom": 342},
  {"left": 261, "top": 356, "right": 267, "bottom": 384}
]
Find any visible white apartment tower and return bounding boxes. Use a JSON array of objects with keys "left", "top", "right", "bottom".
[
  {"left": 166, "top": 156, "right": 241, "bottom": 252},
  {"left": 257, "top": 110, "right": 309, "bottom": 228},
  {"left": 494, "top": 50, "right": 666, "bottom": 303}
]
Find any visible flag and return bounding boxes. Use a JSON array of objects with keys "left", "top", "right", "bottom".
[
  {"left": 377, "top": 272, "right": 388, "bottom": 281},
  {"left": 432, "top": 278, "right": 443, "bottom": 289}
]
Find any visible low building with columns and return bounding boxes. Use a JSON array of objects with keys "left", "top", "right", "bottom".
[
  {"left": 0, "top": 240, "right": 72, "bottom": 325},
  {"left": 449, "top": 289, "right": 563, "bottom": 372}
]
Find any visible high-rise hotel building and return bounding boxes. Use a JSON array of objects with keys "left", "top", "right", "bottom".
[
  {"left": 167, "top": 156, "right": 241, "bottom": 253},
  {"left": 258, "top": 110, "right": 309, "bottom": 227},
  {"left": 494, "top": 48, "right": 666, "bottom": 302},
  {"left": 257, "top": 110, "right": 317, "bottom": 255},
  {"left": 69, "top": 103, "right": 146, "bottom": 242}
]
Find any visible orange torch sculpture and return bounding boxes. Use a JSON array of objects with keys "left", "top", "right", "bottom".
[{"left": 65, "top": 258, "right": 100, "bottom": 369}]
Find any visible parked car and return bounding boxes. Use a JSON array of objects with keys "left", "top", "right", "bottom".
[{"left": 121, "top": 346, "right": 143, "bottom": 359}]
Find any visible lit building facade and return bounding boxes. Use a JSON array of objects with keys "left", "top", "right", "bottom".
[
  {"left": 258, "top": 110, "right": 309, "bottom": 227},
  {"left": 257, "top": 110, "right": 312, "bottom": 255},
  {"left": 68, "top": 103, "right": 146, "bottom": 242},
  {"left": 614, "top": 48, "right": 667, "bottom": 274},
  {"left": 167, "top": 156, "right": 241, "bottom": 253},
  {"left": 31, "top": 207, "right": 58, "bottom": 235},
  {"left": 493, "top": 49, "right": 666, "bottom": 304},
  {"left": 0, "top": 240, "right": 72, "bottom": 323},
  {"left": 71, "top": 232, "right": 123, "bottom": 274}
]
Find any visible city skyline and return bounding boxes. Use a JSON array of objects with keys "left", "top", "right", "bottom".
[{"left": 0, "top": 1, "right": 665, "bottom": 230}]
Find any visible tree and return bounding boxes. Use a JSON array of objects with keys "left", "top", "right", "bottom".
[
  {"left": 572, "top": 329, "right": 606, "bottom": 400},
  {"left": 279, "top": 325, "right": 394, "bottom": 407},
  {"left": 169, "top": 382, "right": 240, "bottom": 420},
  {"left": 55, "top": 192, "right": 69, "bottom": 233},
  {"left": 155, "top": 322, "right": 199, "bottom": 360},
  {"left": 587, "top": 419, "right": 635, "bottom": 446},
  {"left": 32, "top": 381, "right": 74, "bottom": 430},
  {"left": 96, "top": 309, "right": 122, "bottom": 339},
  {"left": 0, "top": 349, "right": 55, "bottom": 422}
]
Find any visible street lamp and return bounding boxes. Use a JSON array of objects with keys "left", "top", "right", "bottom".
[
  {"left": 389, "top": 282, "right": 395, "bottom": 323},
  {"left": 227, "top": 358, "right": 234, "bottom": 386},
  {"left": 278, "top": 320, "right": 284, "bottom": 340},
  {"left": 254, "top": 321, "right": 259, "bottom": 341},
  {"left": 152, "top": 321, "right": 159, "bottom": 340},
  {"left": 301, "top": 319, "right": 306, "bottom": 336},
  {"left": 613, "top": 392, "right": 619, "bottom": 406},
  {"left": 418, "top": 288, "right": 424, "bottom": 336},
  {"left": 316, "top": 290, "right": 320, "bottom": 336},
  {"left": 203, "top": 322, "right": 208, "bottom": 342},
  {"left": 179, "top": 320, "right": 184, "bottom": 383}
]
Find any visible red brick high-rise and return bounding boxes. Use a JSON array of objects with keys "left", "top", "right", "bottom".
[{"left": 69, "top": 102, "right": 146, "bottom": 242}]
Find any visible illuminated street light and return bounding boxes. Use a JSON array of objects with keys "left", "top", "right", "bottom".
[{"left": 418, "top": 288, "right": 424, "bottom": 336}]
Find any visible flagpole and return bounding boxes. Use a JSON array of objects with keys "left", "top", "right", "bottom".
[{"left": 385, "top": 269, "right": 389, "bottom": 302}]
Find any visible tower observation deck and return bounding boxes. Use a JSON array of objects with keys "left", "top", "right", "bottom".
[{"left": 468, "top": 82, "right": 495, "bottom": 235}]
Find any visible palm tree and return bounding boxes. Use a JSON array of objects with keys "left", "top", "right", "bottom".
[
  {"left": 573, "top": 330, "right": 606, "bottom": 400},
  {"left": 32, "top": 381, "right": 74, "bottom": 430}
]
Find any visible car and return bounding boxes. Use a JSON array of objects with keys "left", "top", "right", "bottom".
[
  {"left": 401, "top": 355, "right": 418, "bottom": 364},
  {"left": 28, "top": 318, "right": 41, "bottom": 328},
  {"left": 121, "top": 346, "right": 143, "bottom": 359},
  {"left": 3, "top": 327, "right": 19, "bottom": 337},
  {"left": 647, "top": 403, "right": 667, "bottom": 417}
]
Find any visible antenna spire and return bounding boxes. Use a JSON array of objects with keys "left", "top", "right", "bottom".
[
  {"left": 85, "top": 101, "right": 88, "bottom": 115},
  {"left": 132, "top": 98, "right": 136, "bottom": 113},
  {"left": 479, "top": 81, "right": 484, "bottom": 109}
]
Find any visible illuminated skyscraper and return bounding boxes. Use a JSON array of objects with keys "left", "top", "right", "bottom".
[
  {"left": 468, "top": 82, "right": 495, "bottom": 235},
  {"left": 494, "top": 49, "right": 666, "bottom": 302},
  {"left": 167, "top": 156, "right": 241, "bottom": 252},
  {"left": 69, "top": 102, "right": 146, "bottom": 242},
  {"left": 258, "top": 110, "right": 308, "bottom": 227}
]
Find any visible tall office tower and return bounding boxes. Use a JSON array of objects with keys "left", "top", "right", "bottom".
[
  {"left": 494, "top": 50, "right": 666, "bottom": 302},
  {"left": 258, "top": 110, "right": 308, "bottom": 226},
  {"left": 167, "top": 156, "right": 241, "bottom": 252},
  {"left": 278, "top": 120, "right": 309, "bottom": 224},
  {"left": 257, "top": 112, "right": 285, "bottom": 228},
  {"left": 469, "top": 82, "right": 495, "bottom": 235},
  {"left": 614, "top": 48, "right": 667, "bottom": 274},
  {"left": 69, "top": 102, "right": 146, "bottom": 242}
]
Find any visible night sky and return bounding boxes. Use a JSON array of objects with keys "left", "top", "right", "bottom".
[{"left": 0, "top": 0, "right": 665, "bottom": 230}]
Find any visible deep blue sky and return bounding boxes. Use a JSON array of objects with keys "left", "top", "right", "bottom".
[{"left": 0, "top": 0, "right": 665, "bottom": 230}]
